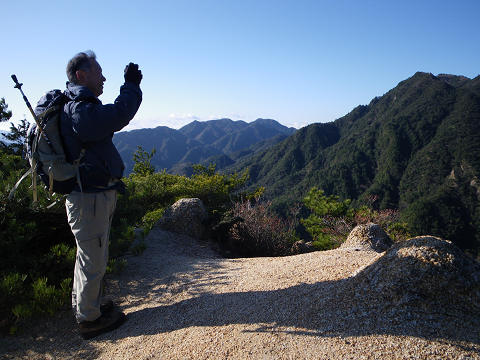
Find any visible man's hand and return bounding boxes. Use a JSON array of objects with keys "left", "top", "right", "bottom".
[{"left": 124, "top": 63, "right": 143, "bottom": 86}]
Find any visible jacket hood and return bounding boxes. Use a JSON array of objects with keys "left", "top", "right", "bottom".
[{"left": 64, "top": 82, "right": 99, "bottom": 103}]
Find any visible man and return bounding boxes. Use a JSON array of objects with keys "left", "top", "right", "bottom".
[{"left": 61, "top": 51, "right": 142, "bottom": 339}]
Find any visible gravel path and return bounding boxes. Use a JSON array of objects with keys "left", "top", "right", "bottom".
[{"left": 2, "top": 228, "right": 480, "bottom": 359}]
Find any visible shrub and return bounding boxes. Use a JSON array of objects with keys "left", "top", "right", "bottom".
[
  {"left": 110, "top": 219, "right": 135, "bottom": 259},
  {"left": 0, "top": 147, "right": 78, "bottom": 334},
  {"left": 301, "top": 188, "right": 354, "bottom": 250},
  {"left": 0, "top": 273, "right": 27, "bottom": 321},
  {"left": 386, "top": 221, "right": 411, "bottom": 242},
  {"left": 31, "top": 277, "right": 70, "bottom": 316},
  {"left": 301, "top": 187, "right": 411, "bottom": 250},
  {"left": 0, "top": 273, "right": 71, "bottom": 335},
  {"left": 223, "top": 199, "right": 299, "bottom": 257},
  {"left": 106, "top": 258, "right": 127, "bottom": 275},
  {"left": 131, "top": 241, "right": 147, "bottom": 256},
  {"left": 116, "top": 164, "right": 249, "bottom": 229},
  {"left": 38, "top": 244, "right": 76, "bottom": 284},
  {"left": 141, "top": 207, "right": 165, "bottom": 236}
]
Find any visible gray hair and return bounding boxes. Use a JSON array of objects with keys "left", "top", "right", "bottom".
[{"left": 66, "top": 50, "right": 97, "bottom": 83}]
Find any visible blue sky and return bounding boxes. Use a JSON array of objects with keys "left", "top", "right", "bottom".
[{"left": 1, "top": 0, "right": 479, "bottom": 132}]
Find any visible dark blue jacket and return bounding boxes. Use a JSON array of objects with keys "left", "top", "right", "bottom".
[{"left": 61, "top": 81, "right": 142, "bottom": 192}]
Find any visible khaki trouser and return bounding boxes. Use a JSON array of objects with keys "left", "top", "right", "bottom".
[{"left": 66, "top": 190, "right": 117, "bottom": 323}]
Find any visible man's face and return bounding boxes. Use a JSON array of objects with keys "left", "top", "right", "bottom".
[{"left": 80, "top": 59, "right": 106, "bottom": 97}]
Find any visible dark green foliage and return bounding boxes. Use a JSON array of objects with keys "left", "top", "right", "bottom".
[
  {"left": 0, "top": 98, "right": 12, "bottom": 123},
  {"left": 301, "top": 188, "right": 353, "bottom": 250},
  {"left": 115, "top": 163, "right": 250, "bottom": 230},
  {"left": 4, "top": 119, "right": 29, "bottom": 155},
  {"left": 300, "top": 188, "right": 411, "bottom": 251},
  {"left": 0, "top": 273, "right": 28, "bottom": 327},
  {"left": 30, "top": 277, "right": 71, "bottom": 316},
  {"left": 0, "top": 98, "right": 13, "bottom": 152},
  {"left": 109, "top": 218, "right": 135, "bottom": 258},
  {"left": 403, "top": 186, "right": 476, "bottom": 249},
  {"left": 132, "top": 146, "right": 156, "bottom": 176},
  {"left": 106, "top": 259, "right": 127, "bottom": 275},
  {"left": 0, "top": 149, "right": 74, "bottom": 277},
  {"left": 141, "top": 207, "right": 166, "bottom": 236},
  {"left": 111, "top": 160, "right": 252, "bottom": 263},
  {"left": 0, "top": 98, "right": 29, "bottom": 155},
  {"left": 0, "top": 139, "right": 76, "bottom": 333}
]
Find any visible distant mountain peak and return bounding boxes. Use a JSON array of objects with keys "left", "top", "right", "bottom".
[
  {"left": 403, "top": 72, "right": 471, "bottom": 89},
  {"left": 436, "top": 73, "right": 471, "bottom": 87},
  {"left": 412, "top": 71, "right": 435, "bottom": 79},
  {"left": 253, "top": 118, "right": 277, "bottom": 123},
  {"left": 114, "top": 117, "right": 297, "bottom": 175}
]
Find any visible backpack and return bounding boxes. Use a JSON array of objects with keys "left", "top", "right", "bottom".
[{"left": 9, "top": 90, "right": 84, "bottom": 201}]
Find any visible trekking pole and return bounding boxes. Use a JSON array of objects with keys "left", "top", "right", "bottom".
[
  {"left": 11, "top": 74, "right": 46, "bottom": 136},
  {"left": 10, "top": 74, "right": 43, "bottom": 203}
]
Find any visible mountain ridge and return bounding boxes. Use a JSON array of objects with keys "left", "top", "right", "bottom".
[
  {"left": 113, "top": 118, "right": 296, "bottom": 174},
  {"left": 227, "top": 72, "right": 480, "bottom": 251}
]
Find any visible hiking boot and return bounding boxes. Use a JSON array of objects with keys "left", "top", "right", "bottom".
[
  {"left": 79, "top": 309, "right": 126, "bottom": 340},
  {"left": 100, "top": 299, "right": 114, "bottom": 314},
  {"left": 72, "top": 300, "right": 114, "bottom": 320}
]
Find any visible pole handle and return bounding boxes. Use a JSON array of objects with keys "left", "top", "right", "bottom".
[
  {"left": 11, "top": 74, "right": 23, "bottom": 89},
  {"left": 11, "top": 73, "right": 45, "bottom": 136}
]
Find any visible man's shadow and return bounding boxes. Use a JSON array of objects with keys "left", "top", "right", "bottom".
[{"left": 110, "top": 251, "right": 480, "bottom": 350}]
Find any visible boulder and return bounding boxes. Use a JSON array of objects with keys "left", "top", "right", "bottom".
[
  {"left": 353, "top": 236, "right": 480, "bottom": 314},
  {"left": 291, "top": 240, "right": 315, "bottom": 254},
  {"left": 155, "top": 198, "right": 208, "bottom": 239},
  {"left": 341, "top": 223, "right": 393, "bottom": 252}
]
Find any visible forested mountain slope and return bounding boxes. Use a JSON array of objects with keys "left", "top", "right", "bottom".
[{"left": 233, "top": 72, "right": 480, "bottom": 251}]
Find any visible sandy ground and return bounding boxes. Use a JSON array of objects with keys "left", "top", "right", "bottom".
[{"left": 1, "top": 228, "right": 480, "bottom": 359}]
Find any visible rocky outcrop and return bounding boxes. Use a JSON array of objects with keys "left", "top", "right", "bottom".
[
  {"left": 353, "top": 236, "right": 480, "bottom": 314},
  {"left": 155, "top": 198, "right": 208, "bottom": 239},
  {"left": 341, "top": 223, "right": 393, "bottom": 252}
]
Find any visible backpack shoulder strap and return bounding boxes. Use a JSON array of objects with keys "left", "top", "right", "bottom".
[{"left": 8, "top": 168, "right": 33, "bottom": 200}]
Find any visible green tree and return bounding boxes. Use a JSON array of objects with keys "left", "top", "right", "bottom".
[
  {"left": 5, "top": 118, "right": 29, "bottom": 155},
  {"left": 0, "top": 98, "right": 13, "bottom": 152},
  {"left": 301, "top": 187, "right": 353, "bottom": 250},
  {"left": 0, "top": 98, "right": 30, "bottom": 155},
  {"left": 192, "top": 163, "right": 217, "bottom": 176},
  {"left": 132, "top": 146, "right": 156, "bottom": 176},
  {"left": 0, "top": 98, "right": 12, "bottom": 122},
  {"left": 403, "top": 186, "right": 477, "bottom": 251}
]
